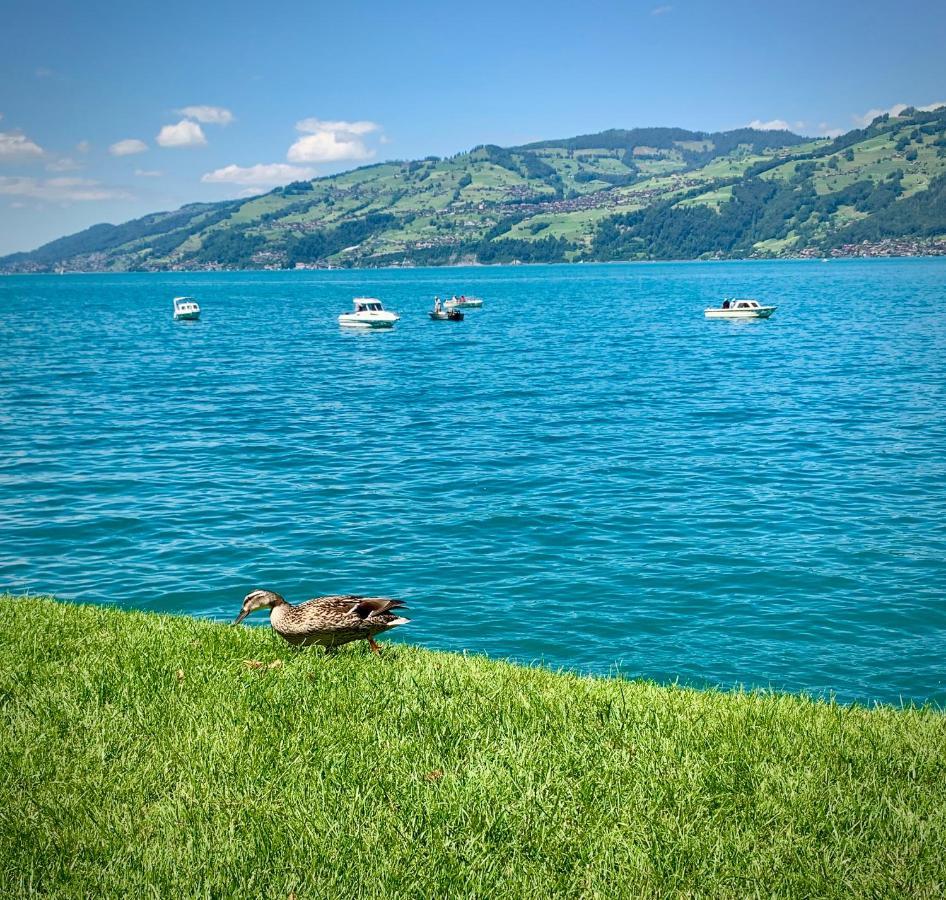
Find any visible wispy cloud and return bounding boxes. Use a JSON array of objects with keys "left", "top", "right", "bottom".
[
  {"left": 201, "top": 162, "right": 316, "bottom": 187},
  {"left": 46, "top": 157, "right": 82, "bottom": 172},
  {"left": 0, "top": 176, "right": 133, "bottom": 202},
  {"left": 134, "top": 169, "right": 163, "bottom": 177},
  {"left": 177, "top": 105, "right": 234, "bottom": 125},
  {"left": 156, "top": 120, "right": 207, "bottom": 148},
  {"left": 651, "top": 5, "right": 672, "bottom": 14},
  {"left": 76, "top": 140, "right": 91, "bottom": 154},
  {"left": 287, "top": 118, "right": 381, "bottom": 164},
  {"left": 109, "top": 138, "right": 148, "bottom": 156},
  {"left": 747, "top": 118, "right": 791, "bottom": 131},
  {"left": 0, "top": 130, "right": 45, "bottom": 159}
]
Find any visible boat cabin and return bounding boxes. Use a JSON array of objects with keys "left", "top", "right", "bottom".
[
  {"left": 172, "top": 296, "right": 201, "bottom": 318},
  {"left": 353, "top": 298, "right": 384, "bottom": 312},
  {"left": 721, "top": 298, "right": 762, "bottom": 310}
]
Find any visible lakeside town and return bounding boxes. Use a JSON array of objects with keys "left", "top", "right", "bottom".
[{"left": 7, "top": 236, "right": 945, "bottom": 274}]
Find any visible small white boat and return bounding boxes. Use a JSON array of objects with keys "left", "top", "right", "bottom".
[
  {"left": 429, "top": 308, "right": 464, "bottom": 321},
  {"left": 338, "top": 297, "right": 400, "bottom": 329},
  {"left": 444, "top": 295, "right": 483, "bottom": 310},
  {"left": 704, "top": 298, "right": 776, "bottom": 319},
  {"left": 173, "top": 296, "right": 201, "bottom": 321}
]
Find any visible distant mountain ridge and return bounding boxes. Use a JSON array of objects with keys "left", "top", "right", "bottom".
[
  {"left": 4, "top": 108, "right": 946, "bottom": 273},
  {"left": 517, "top": 125, "right": 808, "bottom": 161}
]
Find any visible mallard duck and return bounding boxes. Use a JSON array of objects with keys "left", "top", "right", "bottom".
[{"left": 233, "top": 589, "right": 409, "bottom": 654}]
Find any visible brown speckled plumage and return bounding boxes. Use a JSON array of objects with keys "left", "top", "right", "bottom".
[{"left": 234, "top": 589, "right": 409, "bottom": 652}]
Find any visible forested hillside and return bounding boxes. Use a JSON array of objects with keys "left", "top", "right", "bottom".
[{"left": 3, "top": 107, "right": 945, "bottom": 272}]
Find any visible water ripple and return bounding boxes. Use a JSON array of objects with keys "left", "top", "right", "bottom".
[{"left": 1, "top": 260, "right": 945, "bottom": 703}]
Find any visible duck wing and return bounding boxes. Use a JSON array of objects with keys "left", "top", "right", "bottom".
[
  {"left": 349, "top": 597, "right": 407, "bottom": 620},
  {"left": 304, "top": 595, "right": 407, "bottom": 620}
]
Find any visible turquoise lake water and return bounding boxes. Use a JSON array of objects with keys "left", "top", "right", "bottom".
[{"left": 1, "top": 260, "right": 944, "bottom": 703}]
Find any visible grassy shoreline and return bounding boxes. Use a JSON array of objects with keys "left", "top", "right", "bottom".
[{"left": 2, "top": 595, "right": 944, "bottom": 897}]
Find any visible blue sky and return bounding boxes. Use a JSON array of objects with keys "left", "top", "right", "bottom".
[{"left": 1, "top": 0, "right": 944, "bottom": 255}]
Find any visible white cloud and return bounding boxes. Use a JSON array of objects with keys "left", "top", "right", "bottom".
[
  {"left": 109, "top": 138, "right": 148, "bottom": 156},
  {"left": 818, "top": 123, "right": 844, "bottom": 138},
  {"left": 0, "top": 131, "right": 45, "bottom": 159},
  {"left": 851, "top": 101, "right": 945, "bottom": 128},
  {"left": 287, "top": 118, "right": 381, "bottom": 163},
  {"left": 651, "top": 4, "right": 672, "bottom": 14},
  {"left": 46, "top": 157, "right": 82, "bottom": 172},
  {"left": 296, "top": 118, "right": 379, "bottom": 136},
  {"left": 76, "top": 140, "right": 91, "bottom": 154},
  {"left": 201, "top": 162, "right": 317, "bottom": 187},
  {"left": 177, "top": 105, "right": 234, "bottom": 125},
  {"left": 853, "top": 104, "right": 908, "bottom": 127},
  {"left": 156, "top": 120, "right": 207, "bottom": 148},
  {"left": 0, "top": 176, "right": 133, "bottom": 201},
  {"left": 747, "top": 118, "right": 791, "bottom": 131},
  {"left": 135, "top": 169, "right": 163, "bottom": 177}
]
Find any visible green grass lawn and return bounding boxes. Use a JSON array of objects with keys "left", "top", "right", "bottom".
[{"left": 2, "top": 596, "right": 944, "bottom": 897}]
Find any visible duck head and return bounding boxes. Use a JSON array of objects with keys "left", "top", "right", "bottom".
[{"left": 234, "top": 589, "right": 286, "bottom": 624}]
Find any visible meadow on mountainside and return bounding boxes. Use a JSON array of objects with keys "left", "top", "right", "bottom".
[{"left": 3, "top": 106, "right": 946, "bottom": 272}]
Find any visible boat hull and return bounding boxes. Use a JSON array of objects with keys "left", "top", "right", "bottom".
[
  {"left": 173, "top": 312, "right": 200, "bottom": 321},
  {"left": 705, "top": 307, "right": 776, "bottom": 319},
  {"left": 429, "top": 310, "right": 464, "bottom": 321},
  {"left": 338, "top": 315, "right": 397, "bottom": 329},
  {"left": 445, "top": 300, "right": 482, "bottom": 310}
]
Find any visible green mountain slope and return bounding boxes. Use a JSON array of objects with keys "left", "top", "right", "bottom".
[{"left": 4, "top": 109, "right": 946, "bottom": 273}]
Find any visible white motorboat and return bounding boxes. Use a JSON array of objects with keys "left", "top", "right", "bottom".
[
  {"left": 173, "top": 296, "right": 201, "bottom": 320},
  {"left": 444, "top": 295, "right": 483, "bottom": 310},
  {"left": 338, "top": 297, "right": 400, "bottom": 329},
  {"left": 704, "top": 298, "right": 776, "bottom": 319}
]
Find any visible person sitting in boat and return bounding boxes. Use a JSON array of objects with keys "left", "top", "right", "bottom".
[
  {"left": 434, "top": 296, "right": 443, "bottom": 313},
  {"left": 721, "top": 299, "right": 731, "bottom": 309}
]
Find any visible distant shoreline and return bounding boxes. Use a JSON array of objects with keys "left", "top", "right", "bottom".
[{"left": 4, "top": 253, "right": 946, "bottom": 277}]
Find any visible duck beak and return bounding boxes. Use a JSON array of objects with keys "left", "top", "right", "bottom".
[{"left": 233, "top": 609, "right": 250, "bottom": 625}]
